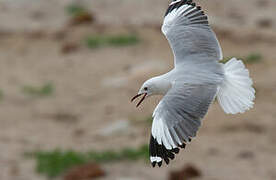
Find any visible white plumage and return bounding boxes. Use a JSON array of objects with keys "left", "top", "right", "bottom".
[
  {"left": 131, "top": 0, "right": 255, "bottom": 167},
  {"left": 217, "top": 58, "right": 255, "bottom": 114}
]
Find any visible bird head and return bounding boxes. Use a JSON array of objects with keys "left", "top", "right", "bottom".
[
  {"left": 131, "top": 80, "right": 153, "bottom": 107},
  {"left": 131, "top": 77, "right": 171, "bottom": 107}
]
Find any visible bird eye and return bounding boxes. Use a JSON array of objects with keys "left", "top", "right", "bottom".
[{"left": 144, "top": 87, "right": 148, "bottom": 91}]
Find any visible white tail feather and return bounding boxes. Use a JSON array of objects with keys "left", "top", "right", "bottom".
[{"left": 217, "top": 58, "right": 255, "bottom": 114}]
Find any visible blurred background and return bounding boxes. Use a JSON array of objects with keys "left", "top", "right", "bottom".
[{"left": 0, "top": 0, "right": 276, "bottom": 180}]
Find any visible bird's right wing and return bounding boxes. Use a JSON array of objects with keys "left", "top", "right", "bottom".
[
  {"left": 162, "top": 0, "right": 223, "bottom": 66},
  {"left": 149, "top": 83, "right": 217, "bottom": 167}
]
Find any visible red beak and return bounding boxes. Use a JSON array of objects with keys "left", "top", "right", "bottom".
[{"left": 131, "top": 93, "right": 147, "bottom": 107}]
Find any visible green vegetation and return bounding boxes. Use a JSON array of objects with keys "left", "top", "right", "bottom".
[
  {"left": 253, "top": 85, "right": 258, "bottom": 95},
  {"left": 245, "top": 53, "right": 262, "bottom": 64},
  {"left": 65, "top": 3, "right": 93, "bottom": 25},
  {"left": 25, "top": 145, "right": 148, "bottom": 178},
  {"left": 130, "top": 115, "right": 153, "bottom": 126},
  {"left": 84, "top": 34, "right": 140, "bottom": 49},
  {"left": 0, "top": 89, "right": 3, "bottom": 101},
  {"left": 146, "top": 116, "right": 153, "bottom": 124},
  {"left": 220, "top": 53, "right": 263, "bottom": 64},
  {"left": 22, "top": 82, "right": 54, "bottom": 97},
  {"left": 66, "top": 4, "right": 88, "bottom": 17},
  {"left": 220, "top": 57, "right": 231, "bottom": 64}
]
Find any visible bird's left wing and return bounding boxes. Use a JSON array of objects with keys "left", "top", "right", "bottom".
[
  {"left": 162, "top": 0, "right": 223, "bottom": 66},
  {"left": 150, "top": 83, "right": 217, "bottom": 167}
]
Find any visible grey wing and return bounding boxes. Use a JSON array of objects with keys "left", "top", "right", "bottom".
[
  {"left": 162, "top": 0, "right": 223, "bottom": 66},
  {"left": 149, "top": 83, "right": 217, "bottom": 167}
]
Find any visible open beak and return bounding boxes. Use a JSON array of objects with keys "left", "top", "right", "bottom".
[{"left": 131, "top": 93, "right": 147, "bottom": 107}]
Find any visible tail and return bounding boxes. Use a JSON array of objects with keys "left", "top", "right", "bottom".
[{"left": 217, "top": 58, "right": 255, "bottom": 114}]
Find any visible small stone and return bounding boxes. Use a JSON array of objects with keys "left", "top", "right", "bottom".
[
  {"left": 64, "top": 163, "right": 105, "bottom": 180},
  {"left": 169, "top": 164, "right": 202, "bottom": 180},
  {"left": 61, "top": 42, "right": 79, "bottom": 54},
  {"left": 10, "top": 165, "right": 19, "bottom": 176},
  {"left": 73, "top": 128, "right": 85, "bottom": 137},
  {"left": 238, "top": 151, "right": 255, "bottom": 159},
  {"left": 257, "top": 18, "right": 273, "bottom": 28},
  {"left": 49, "top": 112, "right": 79, "bottom": 123},
  {"left": 68, "top": 12, "right": 95, "bottom": 26},
  {"left": 257, "top": 0, "right": 269, "bottom": 7},
  {"left": 27, "top": 30, "right": 45, "bottom": 39}
]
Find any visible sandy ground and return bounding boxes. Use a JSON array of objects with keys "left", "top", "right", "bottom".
[{"left": 0, "top": 0, "right": 276, "bottom": 180}]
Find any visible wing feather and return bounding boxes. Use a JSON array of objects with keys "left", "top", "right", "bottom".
[
  {"left": 149, "top": 83, "right": 217, "bottom": 167},
  {"left": 162, "top": 0, "right": 223, "bottom": 66}
]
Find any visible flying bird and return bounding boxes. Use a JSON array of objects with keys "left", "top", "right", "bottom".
[{"left": 131, "top": 0, "right": 255, "bottom": 167}]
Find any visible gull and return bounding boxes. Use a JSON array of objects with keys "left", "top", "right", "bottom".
[{"left": 131, "top": 0, "right": 255, "bottom": 167}]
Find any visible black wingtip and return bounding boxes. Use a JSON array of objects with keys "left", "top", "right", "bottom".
[
  {"left": 167, "top": 152, "right": 175, "bottom": 160},
  {"left": 152, "top": 161, "right": 156, "bottom": 167},
  {"left": 164, "top": 157, "right": 170, "bottom": 165},
  {"left": 179, "top": 143, "right": 186, "bottom": 149},
  {"left": 165, "top": 0, "right": 207, "bottom": 24},
  {"left": 165, "top": 0, "right": 197, "bottom": 17},
  {"left": 150, "top": 134, "right": 191, "bottom": 167},
  {"left": 158, "top": 161, "right": 162, "bottom": 167},
  {"left": 172, "top": 148, "right": 180, "bottom": 154}
]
